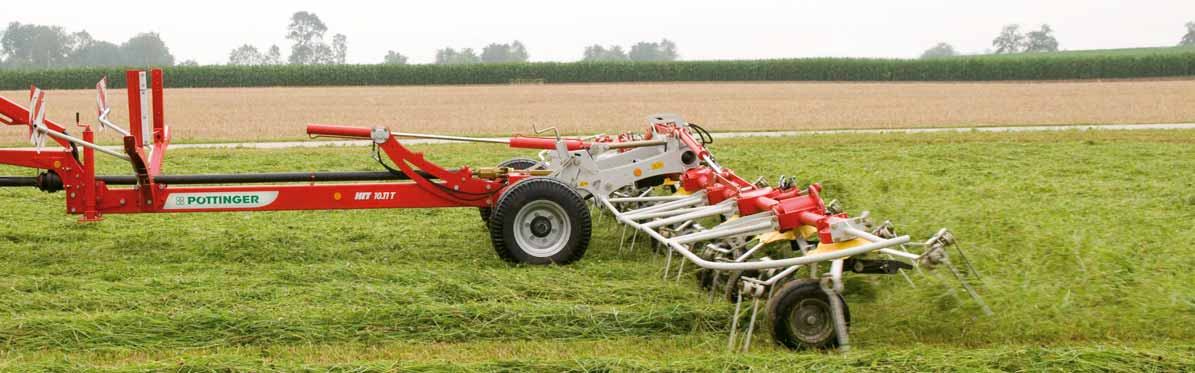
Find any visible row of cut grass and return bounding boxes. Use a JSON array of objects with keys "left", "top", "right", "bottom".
[{"left": 0, "top": 130, "right": 1193, "bottom": 370}]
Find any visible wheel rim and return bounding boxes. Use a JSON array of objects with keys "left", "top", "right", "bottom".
[
  {"left": 789, "top": 298, "right": 834, "bottom": 344},
  {"left": 513, "top": 200, "right": 571, "bottom": 257}
]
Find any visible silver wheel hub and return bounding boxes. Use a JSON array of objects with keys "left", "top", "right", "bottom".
[
  {"left": 514, "top": 200, "right": 571, "bottom": 257},
  {"left": 790, "top": 298, "right": 833, "bottom": 343}
]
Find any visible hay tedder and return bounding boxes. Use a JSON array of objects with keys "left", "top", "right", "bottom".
[{"left": 0, "top": 69, "right": 990, "bottom": 352}]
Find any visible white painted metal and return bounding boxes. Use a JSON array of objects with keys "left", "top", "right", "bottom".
[
  {"left": 513, "top": 200, "right": 571, "bottom": 257},
  {"left": 138, "top": 71, "right": 151, "bottom": 149}
]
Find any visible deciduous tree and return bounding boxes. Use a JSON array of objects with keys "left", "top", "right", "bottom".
[
  {"left": 992, "top": 24, "right": 1025, "bottom": 54},
  {"left": 332, "top": 34, "right": 347, "bottom": 64},
  {"left": 229, "top": 44, "right": 282, "bottom": 65},
  {"left": 0, "top": 22, "right": 76, "bottom": 68},
  {"left": 435, "top": 47, "right": 480, "bottom": 64},
  {"left": 582, "top": 45, "right": 628, "bottom": 61},
  {"left": 481, "top": 41, "right": 530, "bottom": 63},
  {"left": 628, "top": 39, "right": 678, "bottom": 61},
  {"left": 264, "top": 45, "right": 282, "bottom": 65},
  {"left": 286, "top": 11, "right": 335, "bottom": 64},
  {"left": 228, "top": 44, "right": 264, "bottom": 65},
  {"left": 920, "top": 42, "right": 957, "bottom": 58},
  {"left": 1, "top": 22, "right": 177, "bottom": 68},
  {"left": 383, "top": 50, "right": 408, "bottom": 64},
  {"left": 69, "top": 40, "right": 122, "bottom": 67},
  {"left": 119, "top": 32, "right": 174, "bottom": 66},
  {"left": 1024, "top": 24, "right": 1060, "bottom": 53},
  {"left": 1181, "top": 22, "right": 1195, "bottom": 47}
]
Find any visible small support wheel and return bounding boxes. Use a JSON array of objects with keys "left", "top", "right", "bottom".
[
  {"left": 489, "top": 177, "right": 590, "bottom": 265},
  {"left": 766, "top": 280, "right": 850, "bottom": 350},
  {"left": 723, "top": 270, "right": 760, "bottom": 303},
  {"left": 480, "top": 158, "right": 542, "bottom": 224},
  {"left": 696, "top": 268, "right": 715, "bottom": 289}
]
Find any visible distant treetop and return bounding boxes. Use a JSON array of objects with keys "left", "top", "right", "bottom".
[
  {"left": 920, "top": 43, "right": 957, "bottom": 58},
  {"left": 0, "top": 22, "right": 174, "bottom": 69},
  {"left": 1181, "top": 21, "right": 1195, "bottom": 47},
  {"left": 285, "top": 11, "right": 346, "bottom": 65},
  {"left": 481, "top": 41, "right": 529, "bottom": 63},
  {"left": 582, "top": 39, "right": 677, "bottom": 62}
]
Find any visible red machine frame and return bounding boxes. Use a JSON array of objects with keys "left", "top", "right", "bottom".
[{"left": 0, "top": 69, "right": 553, "bottom": 222}]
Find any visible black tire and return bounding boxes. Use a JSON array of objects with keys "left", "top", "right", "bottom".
[
  {"left": 767, "top": 280, "right": 850, "bottom": 350},
  {"left": 498, "top": 158, "right": 541, "bottom": 170},
  {"left": 479, "top": 206, "right": 493, "bottom": 223},
  {"left": 489, "top": 177, "right": 590, "bottom": 265},
  {"left": 696, "top": 269, "right": 715, "bottom": 289},
  {"left": 480, "top": 158, "right": 544, "bottom": 224}
]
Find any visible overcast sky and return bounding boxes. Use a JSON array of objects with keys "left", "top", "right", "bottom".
[{"left": 6, "top": 0, "right": 1194, "bottom": 65}]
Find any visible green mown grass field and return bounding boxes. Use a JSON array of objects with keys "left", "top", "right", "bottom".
[{"left": 1, "top": 130, "right": 1193, "bottom": 371}]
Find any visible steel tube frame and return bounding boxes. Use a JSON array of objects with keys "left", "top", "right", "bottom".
[
  {"left": 388, "top": 131, "right": 511, "bottom": 144},
  {"left": 609, "top": 195, "right": 695, "bottom": 203},
  {"left": 597, "top": 196, "right": 912, "bottom": 271},
  {"left": 641, "top": 202, "right": 736, "bottom": 229},
  {"left": 847, "top": 227, "right": 922, "bottom": 260},
  {"left": 613, "top": 192, "right": 707, "bottom": 217},
  {"left": 33, "top": 127, "right": 131, "bottom": 161}
]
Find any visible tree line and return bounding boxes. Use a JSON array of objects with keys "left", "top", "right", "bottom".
[
  {"left": 922, "top": 24, "right": 1061, "bottom": 58},
  {"left": 923, "top": 21, "right": 1195, "bottom": 59},
  {"left": 0, "top": 22, "right": 178, "bottom": 69},
  {"left": 0, "top": 11, "right": 680, "bottom": 69},
  {"left": 229, "top": 12, "right": 680, "bottom": 66},
  {"left": 403, "top": 38, "right": 679, "bottom": 65},
  {"left": 228, "top": 11, "right": 347, "bottom": 66},
  {"left": 3, "top": 13, "right": 1194, "bottom": 69}
]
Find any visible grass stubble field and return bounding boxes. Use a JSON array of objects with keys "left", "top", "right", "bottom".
[
  {"left": 0, "top": 129, "right": 1193, "bottom": 371},
  {"left": 3, "top": 79, "right": 1195, "bottom": 145}
]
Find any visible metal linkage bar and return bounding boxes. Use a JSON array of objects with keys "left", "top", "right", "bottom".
[
  {"left": 614, "top": 192, "right": 708, "bottom": 217},
  {"left": 98, "top": 109, "right": 132, "bottom": 137},
  {"left": 34, "top": 127, "right": 131, "bottom": 161},
  {"left": 609, "top": 195, "right": 695, "bottom": 203},
  {"left": 667, "top": 214, "right": 773, "bottom": 244},
  {"left": 641, "top": 202, "right": 736, "bottom": 229},
  {"left": 389, "top": 131, "right": 510, "bottom": 144}
]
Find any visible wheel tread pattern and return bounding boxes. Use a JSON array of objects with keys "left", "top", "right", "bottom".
[
  {"left": 766, "top": 279, "right": 851, "bottom": 350},
  {"left": 489, "top": 177, "right": 590, "bottom": 265}
]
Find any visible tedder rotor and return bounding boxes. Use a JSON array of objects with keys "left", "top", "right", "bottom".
[{"left": 0, "top": 70, "right": 991, "bottom": 352}]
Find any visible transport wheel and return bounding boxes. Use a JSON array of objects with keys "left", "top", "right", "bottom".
[
  {"left": 767, "top": 280, "right": 850, "bottom": 350},
  {"left": 480, "top": 158, "right": 543, "bottom": 223},
  {"left": 489, "top": 177, "right": 590, "bottom": 264}
]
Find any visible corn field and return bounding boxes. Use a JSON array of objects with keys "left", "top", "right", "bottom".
[{"left": 1, "top": 50, "right": 1193, "bottom": 90}]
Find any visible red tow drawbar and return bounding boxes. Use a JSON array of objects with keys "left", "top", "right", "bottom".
[{"left": 307, "top": 124, "right": 375, "bottom": 139}]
